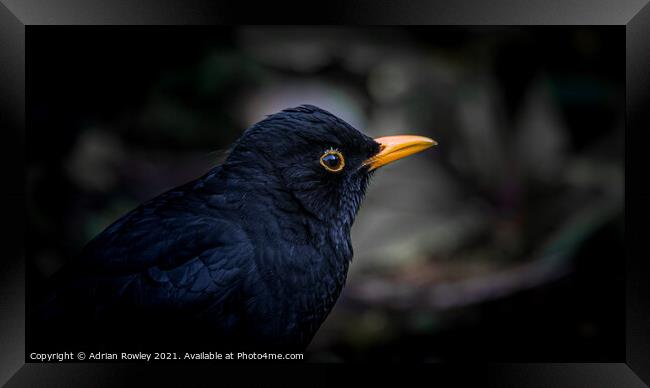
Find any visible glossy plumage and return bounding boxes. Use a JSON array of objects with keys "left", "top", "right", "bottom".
[{"left": 34, "top": 105, "right": 383, "bottom": 352}]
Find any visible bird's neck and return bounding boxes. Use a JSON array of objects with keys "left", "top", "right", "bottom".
[
  {"left": 217, "top": 159, "right": 358, "bottom": 232},
  {"left": 197, "top": 163, "right": 358, "bottom": 278},
  {"left": 202, "top": 164, "right": 354, "bottom": 340}
]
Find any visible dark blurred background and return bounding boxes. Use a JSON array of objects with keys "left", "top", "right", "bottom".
[{"left": 26, "top": 26, "right": 625, "bottom": 362}]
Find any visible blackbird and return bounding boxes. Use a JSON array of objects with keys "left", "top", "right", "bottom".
[{"left": 33, "top": 105, "right": 436, "bottom": 353}]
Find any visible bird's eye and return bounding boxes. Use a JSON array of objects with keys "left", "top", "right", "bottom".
[{"left": 319, "top": 149, "right": 345, "bottom": 173}]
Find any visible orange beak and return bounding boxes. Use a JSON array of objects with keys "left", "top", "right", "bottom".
[{"left": 364, "top": 135, "right": 437, "bottom": 171}]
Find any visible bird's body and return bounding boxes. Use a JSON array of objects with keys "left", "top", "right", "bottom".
[{"left": 32, "top": 105, "right": 435, "bottom": 352}]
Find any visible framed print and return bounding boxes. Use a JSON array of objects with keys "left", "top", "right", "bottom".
[{"left": 1, "top": 1, "right": 648, "bottom": 386}]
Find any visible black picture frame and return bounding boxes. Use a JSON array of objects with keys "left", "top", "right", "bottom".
[{"left": 1, "top": 1, "right": 648, "bottom": 386}]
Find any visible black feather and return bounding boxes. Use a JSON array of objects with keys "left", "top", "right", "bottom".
[{"left": 32, "top": 105, "right": 381, "bottom": 352}]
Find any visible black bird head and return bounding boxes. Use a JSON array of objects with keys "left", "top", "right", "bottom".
[{"left": 223, "top": 105, "right": 436, "bottom": 229}]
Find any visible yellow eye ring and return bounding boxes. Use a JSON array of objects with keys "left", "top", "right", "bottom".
[{"left": 319, "top": 149, "right": 345, "bottom": 173}]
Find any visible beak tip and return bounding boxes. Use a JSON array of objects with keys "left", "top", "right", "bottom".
[{"left": 366, "top": 134, "right": 438, "bottom": 170}]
